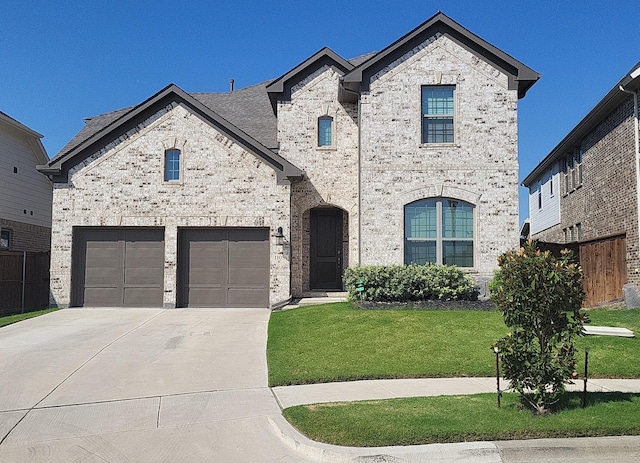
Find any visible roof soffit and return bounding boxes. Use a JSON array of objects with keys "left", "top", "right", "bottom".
[
  {"left": 266, "top": 47, "right": 355, "bottom": 109},
  {"left": 39, "top": 84, "right": 303, "bottom": 184},
  {"left": 522, "top": 62, "right": 640, "bottom": 187},
  {"left": 343, "top": 12, "right": 540, "bottom": 99}
]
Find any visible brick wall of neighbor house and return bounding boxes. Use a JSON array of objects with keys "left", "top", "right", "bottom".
[
  {"left": 359, "top": 35, "right": 520, "bottom": 279},
  {"left": 0, "top": 218, "right": 51, "bottom": 252},
  {"left": 532, "top": 97, "right": 639, "bottom": 286},
  {"left": 49, "top": 104, "right": 292, "bottom": 308},
  {"left": 277, "top": 66, "right": 360, "bottom": 295}
]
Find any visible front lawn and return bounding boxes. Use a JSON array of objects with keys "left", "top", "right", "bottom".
[
  {"left": 283, "top": 392, "right": 640, "bottom": 446},
  {"left": 0, "top": 308, "right": 59, "bottom": 328},
  {"left": 267, "top": 303, "right": 640, "bottom": 386}
]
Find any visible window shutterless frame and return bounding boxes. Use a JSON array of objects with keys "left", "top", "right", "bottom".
[
  {"left": 164, "top": 149, "right": 181, "bottom": 181},
  {"left": 404, "top": 198, "right": 474, "bottom": 267},
  {"left": 318, "top": 116, "right": 334, "bottom": 148},
  {"left": 0, "top": 229, "right": 10, "bottom": 248},
  {"left": 421, "top": 86, "right": 455, "bottom": 144}
]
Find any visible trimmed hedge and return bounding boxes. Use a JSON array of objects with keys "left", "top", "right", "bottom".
[{"left": 343, "top": 264, "right": 478, "bottom": 302}]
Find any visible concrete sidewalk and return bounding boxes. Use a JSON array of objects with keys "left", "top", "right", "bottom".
[
  {"left": 270, "top": 378, "right": 640, "bottom": 462},
  {"left": 273, "top": 377, "right": 640, "bottom": 408}
]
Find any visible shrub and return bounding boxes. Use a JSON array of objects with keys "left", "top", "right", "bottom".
[
  {"left": 344, "top": 264, "right": 478, "bottom": 302},
  {"left": 489, "top": 240, "right": 587, "bottom": 415}
]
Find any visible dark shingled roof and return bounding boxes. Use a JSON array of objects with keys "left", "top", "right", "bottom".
[{"left": 192, "top": 81, "right": 277, "bottom": 150}]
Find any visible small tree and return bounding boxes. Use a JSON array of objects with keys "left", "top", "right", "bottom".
[{"left": 489, "top": 241, "right": 587, "bottom": 414}]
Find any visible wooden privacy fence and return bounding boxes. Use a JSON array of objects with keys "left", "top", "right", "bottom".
[
  {"left": 0, "top": 251, "right": 50, "bottom": 315},
  {"left": 530, "top": 235, "right": 627, "bottom": 308}
]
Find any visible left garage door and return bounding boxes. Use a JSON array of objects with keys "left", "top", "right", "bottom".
[{"left": 72, "top": 228, "right": 165, "bottom": 307}]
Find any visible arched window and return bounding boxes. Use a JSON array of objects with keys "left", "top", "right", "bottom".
[
  {"left": 404, "top": 198, "right": 474, "bottom": 267},
  {"left": 164, "top": 149, "right": 181, "bottom": 181},
  {"left": 318, "top": 116, "right": 333, "bottom": 147}
]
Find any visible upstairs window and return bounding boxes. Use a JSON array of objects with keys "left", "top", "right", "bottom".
[
  {"left": 562, "top": 148, "right": 583, "bottom": 194},
  {"left": 422, "top": 86, "right": 454, "bottom": 144},
  {"left": 405, "top": 198, "right": 474, "bottom": 267},
  {"left": 164, "top": 149, "right": 181, "bottom": 181},
  {"left": 318, "top": 116, "right": 333, "bottom": 147}
]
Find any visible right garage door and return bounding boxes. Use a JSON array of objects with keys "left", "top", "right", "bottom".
[{"left": 177, "top": 228, "right": 269, "bottom": 308}]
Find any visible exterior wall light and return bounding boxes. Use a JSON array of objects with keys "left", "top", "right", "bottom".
[{"left": 275, "top": 227, "right": 285, "bottom": 246}]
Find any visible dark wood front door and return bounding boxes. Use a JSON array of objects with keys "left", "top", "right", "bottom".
[{"left": 310, "top": 208, "right": 343, "bottom": 290}]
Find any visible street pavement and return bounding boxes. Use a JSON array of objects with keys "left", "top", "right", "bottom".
[{"left": 0, "top": 308, "right": 639, "bottom": 462}]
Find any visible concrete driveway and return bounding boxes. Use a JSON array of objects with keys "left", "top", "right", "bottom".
[{"left": 0, "top": 308, "right": 313, "bottom": 462}]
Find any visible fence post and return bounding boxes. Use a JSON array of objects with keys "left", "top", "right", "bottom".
[{"left": 21, "top": 251, "right": 26, "bottom": 313}]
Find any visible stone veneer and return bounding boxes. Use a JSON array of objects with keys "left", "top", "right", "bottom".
[
  {"left": 532, "top": 97, "right": 639, "bottom": 287},
  {"left": 50, "top": 104, "right": 291, "bottom": 308},
  {"left": 359, "top": 35, "right": 520, "bottom": 278},
  {"left": 277, "top": 66, "right": 360, "bottom": 294}
]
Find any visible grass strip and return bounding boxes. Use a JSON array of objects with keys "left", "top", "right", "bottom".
[
  {"left": 283, "top": 392, "right": 640, "bottom": 446},
  {"left": 0, "top": 308, "right": 59, "bottom": 328},
  {"left": 267, "top": 303, "right": 640, "bottom": 386}
]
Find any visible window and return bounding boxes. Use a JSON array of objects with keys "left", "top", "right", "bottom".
[
  {"left": 0, "top": 229, "right": 10, "bottom": 249},
  {"left": 422, "top": 86, "right": 454, "bottom": 144},
  {"left": 562, "top": 148, "right": 583, "bottom": 194},
  {"left": 563, "top": 228, "right": 568, "bottom": 243},
  {"left": 538, "top": 187, "right": 542, "bottom": 210},
  {"left": 405, "top": 198, "right": 474, "bottom": 267},
  {"left": 164, "top": 149, "right": 180, "bottom": 181},
  {"left": 318, "top": 116, "right": 333, "bottom": 147},
  {"left": 576, "top": 223, "right": 582, "bottom": 241}
]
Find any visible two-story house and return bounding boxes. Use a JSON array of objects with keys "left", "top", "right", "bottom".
[
  {"left": 523, "top": 63, "right": 640, "bottom": 307},
  {"left": 38, "top": 12, "right": 539, "bottom": 308},
  {"left": 0, "top": 111, "right": 51, "bottom": 252}
]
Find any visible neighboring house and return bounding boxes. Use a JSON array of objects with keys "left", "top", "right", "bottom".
[
  {"left": 522, "top": 62, "right": 640, "bottom": 307},
  {"left": 0, "top": 111, "right": 51, "bottom": 252},
  {"left": 38, "top": 12, "right": 539, "bottom": 309}
]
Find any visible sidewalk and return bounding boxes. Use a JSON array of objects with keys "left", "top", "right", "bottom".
[
  {"left": 269, "top": 377, "right": 640, "bottom": 462},
  {"left": 272, "top": 377, "right": 640, "bottom": 408}
]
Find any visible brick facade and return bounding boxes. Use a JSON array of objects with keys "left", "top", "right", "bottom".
[
  {"left": 531, "top": 96, "right": 639, "bottom": 286},
  {"left": 49, "top": 104, "right": 291, "bottom": 308},
  {"left": 0, "top": 218, "right": 51, "bottom": 253}
]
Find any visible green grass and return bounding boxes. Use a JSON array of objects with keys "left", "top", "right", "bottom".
[
  {"left": 267, "top": 303, "right": 640, "bottom": 386},
  {"left": 283, "top": 392, "right": 640, "bottom": 446},
  {"left": 0, "top": 308, "right": 59, "bottom": 328}
]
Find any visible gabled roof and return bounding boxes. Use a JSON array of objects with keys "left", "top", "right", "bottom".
[
  {"left": 522, "top": 62, "right": 640, "bottom": 187},
  {"left": 342, "top": 12, "right": 540, "bottom": 99},
  {"left": 266, "top": 47, "right": 355, "bottom": 110},
  {"left": 38, "top": 84, "right": 304, "bottom": 184},
  {"left": 0, "top": 111, "right": 49, "bottom": 164}
]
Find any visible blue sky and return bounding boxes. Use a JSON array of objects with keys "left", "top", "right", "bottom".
[{"left": 2, "top": 0, "right": 639, "bottom": 224}]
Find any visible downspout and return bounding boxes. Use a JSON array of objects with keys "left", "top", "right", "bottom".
[
  {"left": 620, "top": 76, "right": 640, "bottom": 273},
  {"left": 340, "top": 79, "right": 362, "bottom": 265}
]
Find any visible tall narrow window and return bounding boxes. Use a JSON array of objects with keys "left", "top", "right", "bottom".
[
  {"left": 0, "top": 229, "right": 10, "bottom": 249},
  {"left": 165, "top": 149, "right": 180, "bottom": 181},
  {"left": 405, "top": 198, "right": 474, "bottom": 267},
  {"left": 318, "top": 116, "right": 333, "bottom": 147},
  {"left": 422, "top": 86, "right": 454, "bottom": 143}
]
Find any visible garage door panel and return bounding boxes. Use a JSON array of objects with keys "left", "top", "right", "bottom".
[
  {"left": 84, "top": 288, "right": 122, "bottom": 307},
  {"left": 228, "top": 288, "right": 267, "bottom": 307},
  {"left": 73, "top": 228, "right": 164, "bottom": 307},
  {"left": 123, "top": 287, "right": 164, "bottom": 307},
  {"left": 187, "top": 288, "right": 226, "bottom": 308},
  {"left": 178, "top": 228, "right": 268, "bottom": 308}
]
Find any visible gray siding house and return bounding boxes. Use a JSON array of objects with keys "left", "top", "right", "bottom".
[
  {"left": 0, "top": 112, "right": 51, "bottom": 252},
  {"left": 523, "top": 63, "right": 640, "bottom": 306},
  {"left": 39, "top": 12, "right": 539, "bottom": 308}
]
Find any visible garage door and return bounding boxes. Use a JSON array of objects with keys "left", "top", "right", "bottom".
[
  {"left": 72, "top": 228, "right": 164, "bottom": 307},
  {"left": 178, "top": 228, "right": 269, "bottom": 308}
]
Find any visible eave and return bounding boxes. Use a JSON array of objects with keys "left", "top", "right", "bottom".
[
  {"left": 522, "top": 62, "right": 640, "bottom": 188},
  {"left": 37, "top": 84, "right": 304, "bottom": 185}
]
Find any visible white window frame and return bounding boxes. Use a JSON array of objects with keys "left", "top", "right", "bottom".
[{"left": 421, "top": 86, "right": 455, "bottom": 145}]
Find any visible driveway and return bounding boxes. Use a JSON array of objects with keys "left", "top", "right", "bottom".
[{"left": 0, "top": 308, "right": 313, "bottom": 462}]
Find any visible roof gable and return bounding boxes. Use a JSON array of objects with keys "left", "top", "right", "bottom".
[
  {"left": 39, "top": 84, "right": 303, "bottom": 184},
  {"left": 0, "top": 111, "right": 49, "bottom": 164},
  {"left": 266, "top": 47, "right": 355, "bottom": 110},
  {"left": 343, "top": 12, "right": 540, "bottom": 99}
]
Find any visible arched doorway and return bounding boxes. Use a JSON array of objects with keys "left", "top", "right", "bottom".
[{"left": 310, "top": 207, "right": 344, "bottom": 290}]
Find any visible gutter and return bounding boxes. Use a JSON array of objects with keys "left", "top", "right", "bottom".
[{"left": 620, "top": 66, "right": 640, "bottom": 272}]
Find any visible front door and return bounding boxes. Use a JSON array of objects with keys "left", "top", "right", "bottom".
[{"left": 310, "top": 208, "right": 343, "bottom": 290}]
